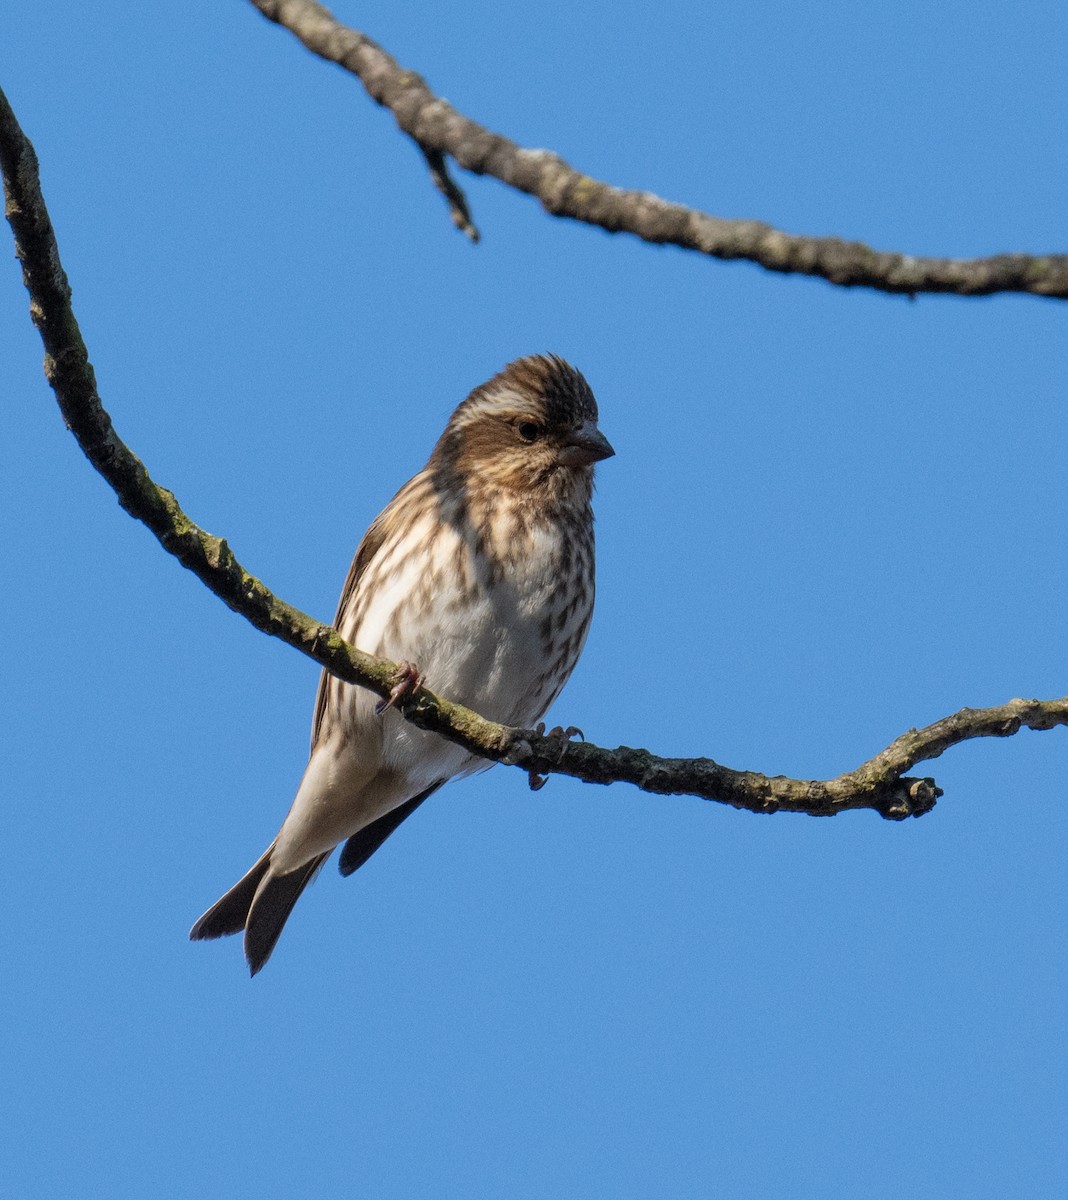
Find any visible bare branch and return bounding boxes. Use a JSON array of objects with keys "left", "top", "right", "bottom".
[
  {"left": 419, "top": 145, "right": 480, "bottom": 242},
  {"left": 3, "top": 84, "right": 1066, "bottom": 824},
  {"left": 247, "top": 0, "right": 1068, "bottom": 300}
]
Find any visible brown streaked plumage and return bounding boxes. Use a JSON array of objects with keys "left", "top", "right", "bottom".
[{"left": 190, "top": 355, "right": 613, "bottom": 974}]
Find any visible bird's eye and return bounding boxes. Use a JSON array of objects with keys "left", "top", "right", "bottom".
[{"left": 516, "top": 421, "right": 543, "bottom": 443}]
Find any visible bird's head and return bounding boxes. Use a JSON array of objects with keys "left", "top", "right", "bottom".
[{"left": 431, "top": 355, "right": 614, "bottom": 499}]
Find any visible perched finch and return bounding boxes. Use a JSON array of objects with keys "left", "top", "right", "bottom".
[{"left": 190, "top": 355, "right": 613, "bottom": 974}]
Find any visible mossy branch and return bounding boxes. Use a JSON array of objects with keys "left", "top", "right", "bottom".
[
  {"left": 248, "top": 0, "right": 1068, "bottom": 300},
  {"left": 3, "top": 83, "right": 1067, "bottom": 822}
]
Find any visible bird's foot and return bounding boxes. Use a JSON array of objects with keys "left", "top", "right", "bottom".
[
  {"left": 527, "top": 723, "right": 585, "bottom": 790},
  {"left": 540, "top": 723, "right": 585, "bottom": 748},
  {"left": 375, "top": 660, "right": 425, "bottom": 715}
]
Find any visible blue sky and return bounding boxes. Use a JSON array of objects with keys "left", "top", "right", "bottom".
[{"left": 3, "top": 2, "right": 1067, "bottom": 1197}]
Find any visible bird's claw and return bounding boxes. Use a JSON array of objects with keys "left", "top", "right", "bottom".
[
  {"left": 375, "top": 660, "right": 425, "bottom": 715},
  {"left": 526, "top": 723, "right": 584, "bottom": 790},
  {"left": 535, "top": 723, "right": 585, "bottom": 751}
]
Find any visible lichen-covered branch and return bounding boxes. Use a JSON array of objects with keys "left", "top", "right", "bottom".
[
  {"left": 3, "top": 84, "right": 1066, "bottom": 823},
  {"left": 247, "top": 0, "right": 1068, "bottom": 300}
]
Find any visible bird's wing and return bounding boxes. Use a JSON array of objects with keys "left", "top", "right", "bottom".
[
  {"left": 337, "top": 779, "right": 446, "bottom": 877},
  {"left": 309, "top": 476, "right": 419, "bottom": 750}
]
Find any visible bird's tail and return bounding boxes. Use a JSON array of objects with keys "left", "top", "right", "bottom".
[{"left": 190, "top": 843, "right": 328, "bottom": 976}]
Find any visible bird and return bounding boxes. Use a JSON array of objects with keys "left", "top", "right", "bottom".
[{"left": 190, "top": 354, "right": 614, "bottom": 974}]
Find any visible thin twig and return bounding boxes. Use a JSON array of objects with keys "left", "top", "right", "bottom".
[
  {"left": 420, "top": 145, "right": 479, "bottom": 242},
  {"left": 247, "top": 0, "right": 1068, "bottom": 300},
  {"left": 3, "top": 84, "right": 1066, "bottom": 822}
]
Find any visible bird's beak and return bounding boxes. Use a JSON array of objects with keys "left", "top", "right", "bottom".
[{"left": 559, "top": 419, "right": 616, "bottom": 467}]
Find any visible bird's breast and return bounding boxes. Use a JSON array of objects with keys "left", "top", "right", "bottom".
[{"left": 358, "top": 507, "right": 594, "bottom": 729}]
